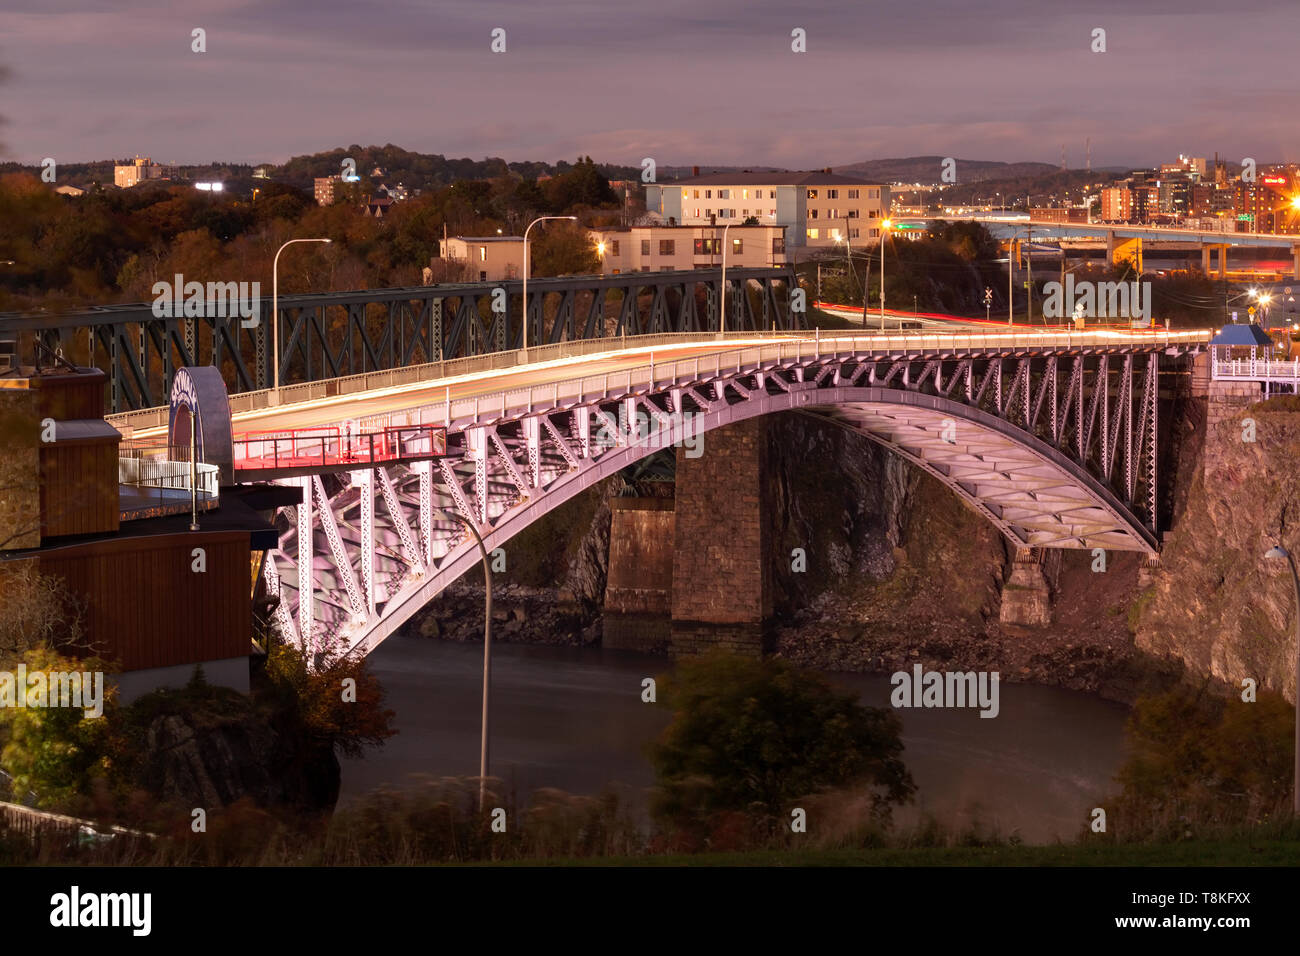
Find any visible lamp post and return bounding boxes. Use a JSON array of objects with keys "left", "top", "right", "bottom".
[
  {"left": 719, "top": 222, "right": 735, "bottom": 336},
  {"left": 438, "top": 507, "right": 494, "bottom": 813},
  {"left": 272, "top": 238, "right": 332, "bottom": 405},
  {"left": 521, "top": 216, "right": 577, "bottom": 358},
  {"left": 1265, "top": 545, "right": 1300, "bottom": 814},
  {"left": 879, "top": 219, "right": 892, "bottom": 330}
]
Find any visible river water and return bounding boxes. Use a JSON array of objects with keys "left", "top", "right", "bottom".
[{"left": 339, "top": 638, "right": 1130, "bottom": 844}]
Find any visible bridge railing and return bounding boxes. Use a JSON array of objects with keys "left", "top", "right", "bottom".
[
  {"left": 1212, "top": 358, "right": 1300, "bottom": 384},
  {"left": 344, "top": 328, "right": 1212, "bottom": 437},
  {"left": 232, "top": 424, "right": 447, "bottom": 471}
]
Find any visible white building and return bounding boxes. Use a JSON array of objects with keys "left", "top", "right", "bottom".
[
  {"left": 645, "top": 169, "right": 890, "bottom": 252},
  {"left": 588, "top": 224, "right": 787, "bottom": 273}
]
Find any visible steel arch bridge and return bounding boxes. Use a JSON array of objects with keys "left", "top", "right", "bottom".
[{"left": 207, "top": 329, "right": 1206, "bottom": 662}]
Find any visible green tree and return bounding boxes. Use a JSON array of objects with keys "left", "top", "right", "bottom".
[{"left": 648, "top": 653, "right": 914, "bottom": 832}]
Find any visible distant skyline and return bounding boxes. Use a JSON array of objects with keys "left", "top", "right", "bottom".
[{"left": 4, "top": 0, "right": 1299, "bottom": 172}]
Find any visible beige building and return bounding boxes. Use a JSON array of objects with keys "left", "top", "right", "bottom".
[
  {"left": 439, "top": 236, "right": 526, "bottom": 281},
  {"left": 588, "top": 224, "right": 787, "bottom": 273},
  {"left": 113, "top": 156, "right": 178, "bottom": 188},
  {"left": 646, "top": 169, "right": 890, "bottom": 251}
]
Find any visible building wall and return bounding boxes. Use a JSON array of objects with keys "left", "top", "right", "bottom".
[
  {"left": 590, "top": 225, "right": 786, "bottom": 273},
  {"left": 659, "top": 181, "right": 889, "bottom": 250},
  {"left": 37, "top": 531, "right": 252, "bottom": 671},
  {"left": 440, "top": 238, "right": 526, "bottom": 281}
]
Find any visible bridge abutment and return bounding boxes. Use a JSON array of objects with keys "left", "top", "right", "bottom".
[
  {"left": 603, "top": 497, "right": 676, "bottom": 652},
  {"left": 998, "top": 548, "right": 1053, "bottom": 627},
  {"left": 669, "top": 418, "right": 772, "bottom": 656}
]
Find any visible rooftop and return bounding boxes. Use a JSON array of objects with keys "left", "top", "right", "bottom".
[{"left": 664, "top": 171, "right": 881, "bottom": 187}]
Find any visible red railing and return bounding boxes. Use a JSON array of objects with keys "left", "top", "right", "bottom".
[{"left": 232, "top": 424, "right": 446, "bottom": 471}]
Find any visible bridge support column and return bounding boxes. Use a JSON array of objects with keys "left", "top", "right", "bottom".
[
  {"left": 1201, "top": 244, "right": 1211, "bottom": 276},
  {"left": 998, "top": 548, "right": 1053, "bottom": 627},
  {"left": 1293, "top": 245, "right": 1300, "bottom": 281},
  {"left": 603, "top": 498, "right": 676, "bottom": 652},
  {"left": 670, "top": 417, "right": 771, "bottom": 655},
  {"left": 1219, "top": 244, "right": 1227, "bottom": 279}
]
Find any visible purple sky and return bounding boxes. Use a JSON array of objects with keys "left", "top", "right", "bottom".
[{"left": 3, "top": 0, "right": 1298, "bottom": 171}]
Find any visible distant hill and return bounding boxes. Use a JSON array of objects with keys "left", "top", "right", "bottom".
[{"left": 835, "top": 156, "right": 1063, "bottom": 185}]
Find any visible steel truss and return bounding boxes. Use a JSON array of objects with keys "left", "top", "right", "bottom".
[
  {"left": 0, "top": 268, "right": 798, "bottom": 412},
  {"left": 263, "top": 343, "right": 1177, "bottom": 662}
]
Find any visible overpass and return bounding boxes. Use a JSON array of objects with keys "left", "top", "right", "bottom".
[
  {"left": 115, "top": 326, "right": 1210, "bottom": 661},
  {"left": 895, "top": 216, "right": 1300, "bottom": 278}
]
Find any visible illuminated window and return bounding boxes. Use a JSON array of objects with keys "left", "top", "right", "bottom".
[
  {"left": 807, "top": 189, "right": 818, "bottom": 199},
  {"left": 807, "top": 228, "right": 819, "bottom": 239},
  {"left": 479, "top": 246, "right": 487, "bottom": 261},
  {"left": 732, "top": 238, "right": 743, "bottom": 253}
]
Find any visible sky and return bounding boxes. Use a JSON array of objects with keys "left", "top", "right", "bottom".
[{"left": 2, "top": 0, "right": 1298, "bottom": 172}]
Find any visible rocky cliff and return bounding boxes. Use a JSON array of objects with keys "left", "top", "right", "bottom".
[{"left": 1134, "top": 394, "right": 1300, "bottom": 703}]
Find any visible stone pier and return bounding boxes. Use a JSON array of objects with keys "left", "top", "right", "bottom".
[
  {"left": 669, "top": 418, "right": 771, "bottom": 656},
  {"left": 603, "top": 497, "right": 675, "bottom": 652},
  {"left": 999, "top": 548, "right": 1053, "bottom": 627}
]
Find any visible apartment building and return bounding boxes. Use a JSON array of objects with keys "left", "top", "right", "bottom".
[
  {"left": 645, "top": 169, "right": 890, "bottom": 251},
  {"left": 113, "top": 156, "right": 178, "bottom": 188},
  {"left": 588, "top": 224, "right": 787, "bottom": 274}
]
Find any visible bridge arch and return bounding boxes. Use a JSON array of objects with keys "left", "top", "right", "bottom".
[{"left": 272, "top": 375, "right": 1160, "bottom": 659}]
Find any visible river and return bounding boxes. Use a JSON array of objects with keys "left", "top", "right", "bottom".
[{"left": 339, "top": 637, "right": 1130, "bottom": 844}]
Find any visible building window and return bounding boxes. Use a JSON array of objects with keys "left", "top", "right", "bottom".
[
  {"left": 807, "top": 189, "right": 818, "bottom": 199},
  {"left": 848, "top": 188, "right": 860, "bottom": 199},
  {"left": 479, "top": 271, "right": 487, "bottom": 281},
  {"left": 769, "top": 209, "right": 776, "bottom": 217},
  {"left": 610, "top": 240, "right": 620, "bottom": 256},
  {"left": 659, "top": 239, "right": 675, "bottom": 255},
  {"left": 828, "top": 209, "right": 839, "bottom": 218},
  {"left": 705, "top": 189, "right": 712, "bottom": 199},
  {"left": 719, "top": 189, "right": 730, "bottom": 199},
  {"left": 641, "top": 239, "right": 651, "bottom": 256},
  {"left": 849, "top": 228, "right": 859, "bottom": 238},
  {"left": 848, "top": 209, "right": 859, "bottom": 218},
  {"left": 693, "top": 189, "right": 700, "bottom": 199},
  {"left": 869, "top": 188, "right": 879, "bottom": 199},
  {"left": 809, "top": 209, "right": 818, "bottom": 219},
  {"left": 612, "top": 268, "right": 620, "bottom": 274},
  {"left": 661, "top": 266, "right": 673, "bottom": 272},
  {"left": 742, "top": 189, "right": 749, "bottom": 199},
  {"left": 729, "top": 208, "right": 736, "bottom": 218},
  {"left": 828, "top": 188, "right": 839, "bottom": 199},
  {"left": 772, "top": 236, "right": 785, "bottom": 253},
  {"left": 640, "top": 266, "right": 651, "bottom": 272},
  {"left": 479, "top": 246, "right": 487, "bottom": 261},
  {"left": 807, "top": 228, "right": 819, "bottom": 239},
  {"left": 731, "top": 238, "right": 743, "bottom": 254},
  {"left": 869, "top": 228, "right": 879, "bottom": 238},
  {"left": 694, "top": 238, "right": 720, "bottom": 255}
]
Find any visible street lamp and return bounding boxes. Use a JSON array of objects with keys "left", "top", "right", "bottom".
[
  {"left": 521, "top": 216, "right": 577, "bottom": 358},
  {"left": 719, "top": 222, "right": 735, "bottom": 336},
  {"left": 1264, "top": 544, "right": 1300, "bottom": 814},
  {"left": 272, "top": 238, "right": 332, "bottom": 405},
  {"left": 879, "top": 219, "right": 892, "bottom": 330},
  {"left": 438, "top": 506, "right": 495, "bottom": 813}
]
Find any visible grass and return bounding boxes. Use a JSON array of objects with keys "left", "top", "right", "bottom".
[{"left": 452, "top": 838, "right": 1300, "bottom": 867}]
